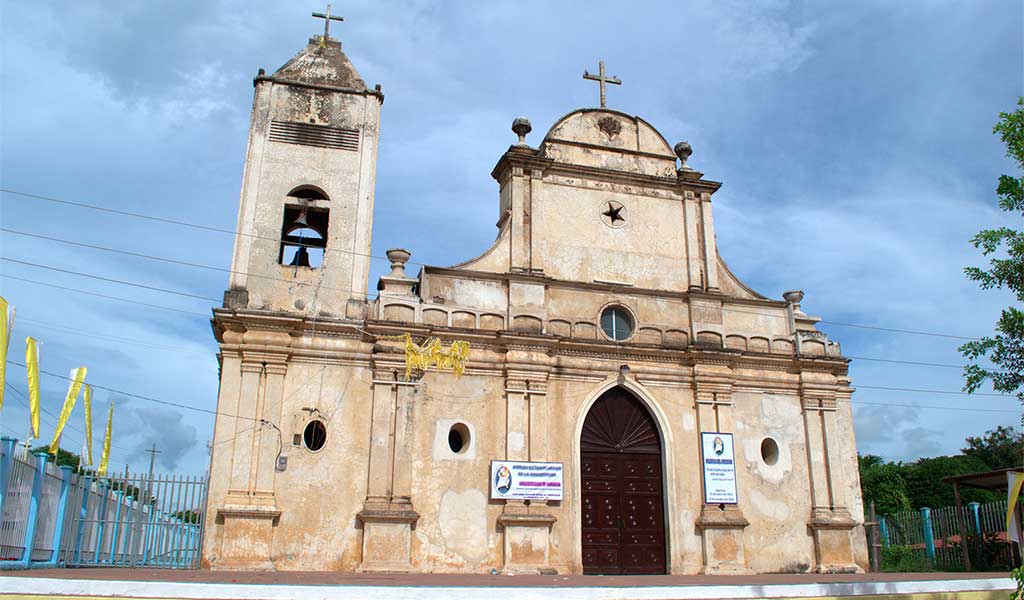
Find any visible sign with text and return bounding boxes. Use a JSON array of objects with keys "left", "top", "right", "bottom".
[
  {"left": 701, "top": 432, "right": 738, "bottom": 504},
  {"left": 489, "top": 461, "right": 564, "bottom": 501}
]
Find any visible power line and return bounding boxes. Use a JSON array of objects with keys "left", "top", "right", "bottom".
[
  {"left": 17, "top": 317, "right": 209, "bottom": 354},
  {"left": 1, "top": 275, "right": 210, "bottom": 317},
  {"left": 1, "top": 257, "right": 220, "bottom": 303},
  {"left": 857, "top": 384, "right": 1016, "bottom": 398},
  {"left": 1, "top": 188, "right": 412, "bottom": 266},
  {"left": 2, "top": 227, "right": 379, "bottom": 299},
  {"left": 1, "top": 265, "right": 1009, "bottom": 375},
  {"left": 849, "top": 399, "right": 1018, "bottom": 414},
  {"left": 6, "top": 383, "right": 133, "bottom": 452},
  {"left": 1, "top": 190, "right": 993, "bottom": 341},
  {"left": 721, "top": 306, "right": 981, "bottom": 341},
  {"left": 7, "top": 360, "right": 260, "bottom": 423}
]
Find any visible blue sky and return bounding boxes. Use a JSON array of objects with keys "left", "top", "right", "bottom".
[{"left": 1, "top": 1, "right": 1021, "bottom": 474}]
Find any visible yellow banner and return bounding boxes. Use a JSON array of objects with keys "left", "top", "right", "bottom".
[
  {"left": 1007, "top": 471, "right": 1024, "bottom": 543},
  {"left": 98, "top": 402, "right": 113, "bottom": 476},
  {"left": 396, "top": 333, "right": 470, "bottom": 380},
  {"left": 25, "top": 337, "right": 40, "bottom": 440},
  {"left": 49, "top": 367, "right": 87, "bottom": 455},
  {"left": 0, "top": 296, "right": 14, "bottom": 414},
  {"left": 83, "top": 384, "right": 93, "bottom": 466}
]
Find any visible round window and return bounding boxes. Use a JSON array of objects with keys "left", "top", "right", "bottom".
[
  {"left": 303, "top": 420, "right": 327, "bottom": 452},
  {"left": 600, "top": 306, "right": 634, "bottom": 341},
  {"left": 448, "top": 423, "right": 470, "bottom": 454},
  {"left": 760, "top": 437, "right": 779, "bottom": 466}
]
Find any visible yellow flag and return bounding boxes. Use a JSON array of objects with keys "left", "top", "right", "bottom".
[
  {"left": 0, "top": 296, "right": 14, "bottom": 413},
  {"left": 83, "top": 385, "right": 93, "bottom": 466},
  {"left": 98, "top": 402, "right": 113, "bottom": 476},
  {"left": 48, "top": 367, "right": 87, "bottom": 455},
  {"left": 1007, "top": 471, "right": 1024, "bottom": 543},
  {"left": 25, "top": 337, "right": 41, "bottom": 440}
]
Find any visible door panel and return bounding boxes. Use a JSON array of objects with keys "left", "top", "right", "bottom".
[{"left": 580, "top": 388, "right": 666, "bottom": 575}]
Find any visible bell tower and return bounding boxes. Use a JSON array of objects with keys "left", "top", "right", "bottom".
[{"left": 224, "top": 12, "right": 382, "bottom": 318}]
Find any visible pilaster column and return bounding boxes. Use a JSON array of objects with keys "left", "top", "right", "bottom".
[
  {"left": 683, "top": 190, "right": 704, "bottom": 290},
  {"left": 692, "top": 367, "right": 750, "bottom": 575},
  {"left": 357, "top": 367, "right": 419, "bottom": 572},
  {"left": 228, "top": 361, "right": 263, "bottom": 495},
  {"left": 254, "top": 361, "right": 287, "bottom": 495},
  {"left": 364, "top": 369, "right": 397, "bottom": 510},
  {"left": 215, "top": 356, "right": 283, "bottom": 571},
  {"left": 801, "top": 378, "right": 861, "bottom": 573},
  {"left": 391, "top": 382, "right": 418, "bottom": 508},
  {"left": 505, "top": 379, "right": 529, "bottom": 462},
  {"left": 699, "top": 192, "right": 719, "bottom": 292},
  {"left": 499, "top": 374, "right": 556, "bottom": 574}
]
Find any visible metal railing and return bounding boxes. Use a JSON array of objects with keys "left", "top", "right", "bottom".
[{"left": 0, "top": 436, "right": 207, "bottom": 569}]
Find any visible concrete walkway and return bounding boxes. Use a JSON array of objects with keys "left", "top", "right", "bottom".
[{"left": 0, "top": 569, "right": 1014, "bottom": 600}]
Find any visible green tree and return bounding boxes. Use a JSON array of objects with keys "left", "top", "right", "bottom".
[
  {"left": 961, "top": 97, "right": 1024, "bottom": 421},
  {"left": 962, "top": 425, "right": 1024, "bottom": 469},
  {"left": 858, "top": 454, "right": 911, "bottom": 515},
  {"left": 53, "top": 447, "right": 82, "bottom": 469},
  {"left": 903, "top": 455, "right": 1001, "bottom": 509}
]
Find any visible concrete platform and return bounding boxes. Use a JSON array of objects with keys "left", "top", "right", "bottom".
[{"left": 0, "top": 569, "right": 1014, "bottom": 600}]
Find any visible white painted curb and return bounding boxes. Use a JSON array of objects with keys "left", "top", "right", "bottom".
[{"left": 0, "top": 575, "right": 1014, "bottom": 600}]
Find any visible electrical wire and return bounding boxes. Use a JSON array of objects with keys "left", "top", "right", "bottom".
[
  {"left": 0, "top": 274, "right": 210, "bottom": 317},
  {"left": 1, "top": 257, "right": 220, "bottom": 303},
  {"left": 1, "top": 188, "right": 418, "bottom": 266},
  {"left": 5, "top": 360, "right": 260, "bottom": 423},
  {"left": 2, "top": 227, "right": 379, "bottom": 299},
  {"left": 0, "top": 190, "right": 994, "bottom": 342}
]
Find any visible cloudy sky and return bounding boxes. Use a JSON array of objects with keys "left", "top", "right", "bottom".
[{"left": 1, "top": 1, "right": 1021, "bottom": 474}]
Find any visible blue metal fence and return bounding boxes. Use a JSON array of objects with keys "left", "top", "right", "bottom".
[{"left": 0, "top": 436, "right": 207, "bottom": 569}]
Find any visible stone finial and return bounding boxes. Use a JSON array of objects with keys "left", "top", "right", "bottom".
[
  {"left": 386, "top": 248, "right": 412, "bottom": 278},
  {"left": 674, "top": 141, "right": 693, "bottom": 170},
  {"left": 783, "top": 290, "right": 804, "bottom": 313},
  {"left": 512, "top": 117, "right": 532, "bottom": 144}
]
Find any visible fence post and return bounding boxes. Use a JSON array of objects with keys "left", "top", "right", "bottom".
[
  {"left": 968, "top": 502, "right": 982, "bottom": 536},
  {"left": 72, "top": 473, "right": 92, "bottom": 563},
  {"left": 18, "top": 450, "right": 50, "bottom": 568},
  {"left": 879, "top": 516, "right": 889, "bottom": 548},
  {"left": 921, "top": 507, "right": 936, "bottom": 564},
  {"left": 43, "top": 465, "right": 74, "bottom": 567},
  {"left": 0, "top": 437, "right": 17, "bottom": 520},
  {"left": 92, "top": 482, "right": 110, "bottom": 565}
]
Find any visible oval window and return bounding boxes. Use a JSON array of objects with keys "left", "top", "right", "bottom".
[
  {"left": 448, "top": 423, "right": 470, "bottom": 454},
  {"left": 600, "top": 306, "right": 634, "bottom": 341},
  {"left": 303, "top": 419, "right": 327, "bottom": 452},
  {"left": 760, "top": 437, "right": 779, "bottom": 466}
]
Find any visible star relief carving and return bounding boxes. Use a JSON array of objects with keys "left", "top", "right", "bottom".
[{"left": 601, "top": 201, "right": 627, "bottom": 228}]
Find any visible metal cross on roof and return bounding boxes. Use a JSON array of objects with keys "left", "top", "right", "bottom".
[
  {"left": 312, "top": 4, "right": 344, "bottom": 42},
  {"left": 583, "top": 60, "right": 621, "bottom": 109}
]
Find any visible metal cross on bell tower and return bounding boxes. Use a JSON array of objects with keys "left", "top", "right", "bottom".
[
  {"left": 583, "top": 60, "right": 622, "bottom": 109},
  {"left": 312, "top": 3, "right": 344, "bottom": 45}
]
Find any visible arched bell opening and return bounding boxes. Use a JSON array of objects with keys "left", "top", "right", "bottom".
[
  {"left": 279, "top": 204, "right": 329, "bottom": 268},
  {"left": 579, "top": 386, "right": 667, "bottom": 575}
]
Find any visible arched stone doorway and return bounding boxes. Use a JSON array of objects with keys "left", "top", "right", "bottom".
[{"left": 580, "top": 387, "right": 667, "bottom": 575}]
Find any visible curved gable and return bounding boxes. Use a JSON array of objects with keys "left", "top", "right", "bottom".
[{"left": 540, "top": 109, "right": 678, "bottom": 178}]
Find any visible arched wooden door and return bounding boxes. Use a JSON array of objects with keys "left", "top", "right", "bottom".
[{"left": 580, "top": 387, "right": 667, "bottom": 575}]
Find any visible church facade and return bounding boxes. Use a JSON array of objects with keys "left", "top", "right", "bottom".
[{"left": 203, "top": 25, "right": 868, "bottom": 575}]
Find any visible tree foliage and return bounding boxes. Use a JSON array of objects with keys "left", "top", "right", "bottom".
[
  {"left": 858, "top": 454, "right": 911, "bottom": 514},
  {"left": 962, "top": 424, "right": 1024, "bottom": 469},
  {"left": 860, "top": 427, "right": 1017, "bottom": 513},
  {"left": 960, "top": 97, "right": 1024, "bottom": 417}
]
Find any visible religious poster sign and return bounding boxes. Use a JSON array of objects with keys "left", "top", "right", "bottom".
[
  {"left": 700, "top": 432, "right": 738, "bottom": 504},
  {"left": 489, "top": 461, "right": 564, "bottom": 501}
]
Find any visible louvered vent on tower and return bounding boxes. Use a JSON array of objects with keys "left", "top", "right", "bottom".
[{"left": 268, "top": 120, "right": 360, "bottom": 151}]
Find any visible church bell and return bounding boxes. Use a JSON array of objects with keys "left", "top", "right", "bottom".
[{"left": 288, "top": 245, "right": 312, "bottom": 267}]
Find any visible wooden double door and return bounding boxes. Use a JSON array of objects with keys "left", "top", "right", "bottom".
[{"left": 580, "top": 388, "right": 667, "bottom": 575}]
